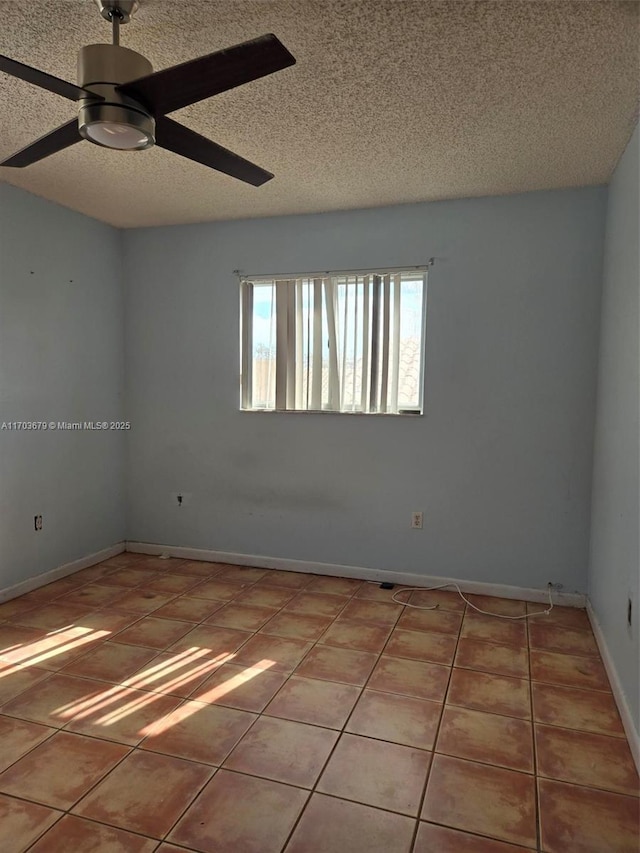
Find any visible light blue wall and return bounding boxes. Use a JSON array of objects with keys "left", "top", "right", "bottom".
[
  {"left": 124, "top": 186, "right": 605, "bottom": 591},
  {"left": 0, "top": 184, "right": 126, "bottom": 589},
  {"left": 588, "top": 125, "right": 640, "bottom": 733}
]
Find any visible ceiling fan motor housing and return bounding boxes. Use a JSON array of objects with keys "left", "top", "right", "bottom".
[{"left": 77, "top": 44, "right": 155, "bottom": 149}]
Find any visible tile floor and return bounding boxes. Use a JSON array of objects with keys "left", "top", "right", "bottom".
[{"left": 0, "top": 553, "right": 637, "bottom": 852}]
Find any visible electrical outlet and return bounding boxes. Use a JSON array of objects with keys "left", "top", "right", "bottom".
[
  {"left": 411, "top": 511, "right": 423, "bottom": 529},
  {"left": 547, "top": 582, "right": 564, "bottom": 591},
  {"left": 34, "top": 515, "right": 43, "bottom": 531}
]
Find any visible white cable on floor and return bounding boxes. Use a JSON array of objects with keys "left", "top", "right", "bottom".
[{"left": 366, "top": 581, "right": 554, "bottom": 619}]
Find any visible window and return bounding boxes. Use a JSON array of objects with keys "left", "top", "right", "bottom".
[{"left": 240, "top": 266, "right": 428, "bottom": 414}]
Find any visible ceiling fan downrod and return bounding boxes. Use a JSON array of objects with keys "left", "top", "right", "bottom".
[{"left": 94, "top": 1, "right": 140, "bottom": 45}]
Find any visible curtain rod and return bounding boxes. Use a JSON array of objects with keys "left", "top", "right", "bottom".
[{"left": 233, "top": 259, "right": 434, "bottom": 281}]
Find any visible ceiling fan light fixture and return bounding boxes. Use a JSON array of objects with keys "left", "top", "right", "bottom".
[{"left": 79, "top": 102, "right": 155, "bottom": 150}]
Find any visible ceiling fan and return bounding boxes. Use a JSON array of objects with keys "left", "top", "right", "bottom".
[{"left": 0, "top": 0, "right": 295, "bottom": 185}]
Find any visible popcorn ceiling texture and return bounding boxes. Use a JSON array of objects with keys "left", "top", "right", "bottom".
[{"left": 0, "top": 0, "right": 637, "bottom": 227}]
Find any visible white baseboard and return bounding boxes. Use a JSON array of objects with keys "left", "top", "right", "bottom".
[
  {"left": 0, "top": 542, "right": 126, "bottom": 604},
  {"left": 126, "top": 541, "right": 586, "bottom": 608},
  {"left": 587, "top": 601, "right": 640, "bottom": 773}
]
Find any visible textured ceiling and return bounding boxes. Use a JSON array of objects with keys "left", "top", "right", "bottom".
[{"left": 0, "top": 0, "right": 638, "bottom": 227}]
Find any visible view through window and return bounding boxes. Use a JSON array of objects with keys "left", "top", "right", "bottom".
[{"left": 240, "top": 267, "right": 428, "bottom": 414}]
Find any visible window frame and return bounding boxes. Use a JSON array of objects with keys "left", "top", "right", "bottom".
[{"left": 239, "top": 264, "right": 430, "bottom": 416}]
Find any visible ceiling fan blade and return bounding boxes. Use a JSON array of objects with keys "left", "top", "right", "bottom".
[
  {"left": 155, "top": 116, "right": 273, "bottom": 186},
  {"left": 0, "top": 54, "right": 100, "bottom": 101},
  {"left": 1, "top": 119, "right": 82, "bottom": 168},
  {"left": 118, "top": 33, "right": 295, "bottom": 116}
]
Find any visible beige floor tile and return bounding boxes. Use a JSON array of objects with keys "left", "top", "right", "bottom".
[
  {"left": 461, "top": 612, "right": 527, "bottom": 648},
  {"left": 354, "top": 584, "right": 413, "bottom": 603},
  {"left": 0, "top": 716, "right": 56, "bottom": 772},
  {"left": 235, "top": 586, "right": 298, "bottom": 608},
  {"left": 192, "top": 661, "right": 288, "bottom": 711},
  {"left": 233, "top": 634, "right": 313, "bottom": 673},
  {"left": 107, "top": 590, "right": 176, "bottom": 614},
  {"left": 368, "top": 655, "right": 450, "bottom": 702},
  {"left": 284, "top": 592, "right": 349, "bottom": 617},
  {"left": 105, "top": 568, "right": 160, "bottom": 588},
  {"left": 73, "top": 609, "right": 144, "bottom": 633},
  {"left": 97, "top": 554, "right": 144, "bottom": 569},
  {"left": 0, "top": 598, "right": 40, "bottom": 621},
  {"left": 339, "top": 599, "right": 404, "bottom": 626},
  {"left": 24, "top": 577, "right": 87, "bottom": 600},
  {"left": 0, "top": 731, "right": 128, "bottom": 809},
  {"left": 169, "top": 560, "right": 220, "bottom": 577},
  {"left": 465, "top": 596, "right": 527, "bottom": 617},
  {"left": 447, "top": 669, "right": 531, "bottom": 719},
  {"left": 169, "top": 769, "right": 308, "bottom": 853},
  {"left": 0, "top": 663, "right": 50, "bottom": 705},
  {"left": 190, "top": 579, "right": 252, "bottom": 601},
  {"left": 529, "top": 649, "right": 610, "bottom": 691},
  {"left": 130, "top": 557, "right": 186, "bottom": 572},
  {"left": 0, "top": 793, "right": 61, "bottom": 851},
  {"left": 318, "top": 619, "right": 392, "bottom": 653},
  {"left": 265, "top": 675, "right": 361, "bottom": 728},
  {"left": 531, "top": 682, "right": 626, "bottom": 737},
  {"left": 204, "top": 603, "right": 279, "bottom": 631},
  {"left": 223, "top": 716, "right": 338, "bottom": 787},
  {"left": 258, "top": 570, "right": 314, "bottom": 589},
  {"left": 29, "top": 814, "right": 158, "bottom": 852},
  {"left": 121, "top": 650, "right": 226, "bottom": 698},
  {"left": 414, "top": 821, "right": 535, "bottom": 852},
  {"left": 317, "top": 732, "right": 431, "bottom": 815},
  {"left": 385, "top": 627, "right": 457, "bottom": 664},
  {"left": 528, "top": 622, "right": 599, "bottom": 657},
  {"left": 397, "top": 607, "right": 463, "bottom": 635},
  {"left": 141, "top": 700, "right": 256, "bottom": 764},
  {"left": 113, "top": 616, "right": 196, "bottom": 650},
  {"left": 23, "top": 632, "right": 107, "bottom": 673},
  {"left": 284, "top": 793, "right": 416, "bottom": 853},
  {"left": 260, "top": 611, "right": 333, "bottom": 641},
  {"left": 346, "top": 688, "right": 442, "bottom": 749},
  {"left": 295, "top": 645, "right": 378, "bottom": 686},
  {"left": 436, "top": 706, "right": 534, "bottom": 772},
  {"left": 422, "top": 754, "right": 537, "bottom": 848},
  {"left": 535, "top": 724, "right": 639, "bottom": 795},
  {"left": 538, "top": 778, "right": 640, "bottom": 853},
  {"left": 153, "top": 596, "right": 225, "bottom": 623},
  {"left": 73, "top": 750, "right": 213, "bottom": 838},
  {"left": 63, "top": 685, "right": 183, "bottom": 746},
  {"left": 409, "top": 588, "right": 466, "bottom": 612},
  {"left": 455, "top": 637, "right": 529, "bottom": 679},
  {"left": 215, "top": 566, "right": 268, "bottom": 584},
  {"left": 526, "top": 604, "right": 591, "bottom": 631},
  {"left": 168, "top": 624, "right": 251, "bottom": 658},
  {"left": 306, "top": 576, "right": 362, "bottom": 596},
  {"left": 147, "top": 574, "right": 205, "bottom": 594},
  {"left": 12, "top": 603, "right": 91, "bottom": 632},
  {"left": 1, "top": 672, "right": 116, "bottom": 727},
  {"left": 57, "top": 584, "right": 128, "bottom": 609},
  {"left": 0, "top": 624, "right": 43, "bottom": 662},
  {"left": 61, "top": 641, "right": 159, "bottom": 683}
]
